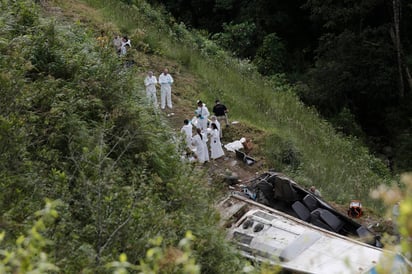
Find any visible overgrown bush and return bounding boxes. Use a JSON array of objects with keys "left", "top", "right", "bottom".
[
  {"left": 212, "top": 21, "right": 257, "bottom": 58},
  {"left": 254, "top": 33, "right": 286, "bottom": 75},
  {"left": 371, "top": 173, "right": 412, "bottom": 263}
]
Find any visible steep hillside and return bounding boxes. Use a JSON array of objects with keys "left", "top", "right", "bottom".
[{"left": 0, "top": 0, "right": 406, "bottom": 273}]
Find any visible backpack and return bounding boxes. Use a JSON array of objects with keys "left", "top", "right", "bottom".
[{"left": 348, "top": 200, "right": 363, "bottom": 218}]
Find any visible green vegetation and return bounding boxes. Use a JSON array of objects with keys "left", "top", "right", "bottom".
[{"left": 0, "top": 0, "right": 410, "bottom": 272}]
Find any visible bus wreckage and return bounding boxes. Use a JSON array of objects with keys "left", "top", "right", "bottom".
[
  {"left": 240, "top": 171, "right": 381, "bottom": 247},
  {"left": 217, "top": 172, "right": 411, "bottom": 273}
]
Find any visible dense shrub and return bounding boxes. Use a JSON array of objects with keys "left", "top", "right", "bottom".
[{"left": 254, "top": 33, "right": 286, "bottom": 75}]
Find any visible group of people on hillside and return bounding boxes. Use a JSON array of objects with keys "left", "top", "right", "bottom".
[
  {"left": 144, "top": 68, "right": 174, "bottom": 111},
  {"left": 143, "top": 68, "right": 229, "bottom": 164},
  {"left": 181, "top": 100, "right": 230, "bottom": 164},
  {"left": 99, "top": 30, "right": 231, "bottom": 164},
  {"left": 96, "top": 31, "right": 132, "bottom": 56},
  {"left": 113, "top": 34, "right": 131, "bottom": 56}
]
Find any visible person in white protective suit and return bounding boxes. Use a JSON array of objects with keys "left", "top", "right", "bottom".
[
  {"left": 195, "top": 100, "right": 210, "bottom": 131},
  {"left": 158, "top": 68, "right": 174, "bottom": 110},
  {"left": 144, "top": 71, "right": 158, "bottom": 107},
  {"left": 210, "top": 115, "right": 222, "bottom": 137},
  {"left": 202, "top": 129, "right": 210, "bottom": 162},
  {"left": 209, "top": 123, "right": 225, "bottom": 160},
  {"left": 120, "top": 36, "right": 131, "bottom": 56},
  {"left": 180, "top": 119, "right": 193, "bottom": 149},
  {"left": 191, "top": 128, "right": 209, "bottom": 164},
  {"left": 113, "top": 34, "right": 122, "bottom": 54}
]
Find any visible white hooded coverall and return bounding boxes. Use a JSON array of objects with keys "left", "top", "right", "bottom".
[
  {"left": 196, "top": 104, "right": 210, "bottom": 130},
  {"left": 159, "top": 73, "right": 174, "bottom": 109},
  {"left": 144, "top": 75, "right": 158, "bottom": 106}
]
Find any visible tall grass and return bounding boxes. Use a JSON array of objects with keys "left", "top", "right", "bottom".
[{"left": 79, "top": 0, "right": 391, "bottom": 210}]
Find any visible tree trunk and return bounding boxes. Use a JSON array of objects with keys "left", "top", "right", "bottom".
[
  {"left": 389, "top": 26, "right": 412, "bottom": 94},
  {"left": 393, "top": 0, "right": 404, "bottom": 98}
]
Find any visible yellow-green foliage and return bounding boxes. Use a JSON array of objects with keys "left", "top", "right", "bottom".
[
  {"left": 0, "top": 200, "right": 60, "bottom": 274},
  {"left": 398, "top": 174, "right": 412, "bottom": 259},
  {"left": 106, "top": 232, "right": 201, "bottom": 274},
  {"left": 371, "top": 173, "right": 412, "bottom": 261}
]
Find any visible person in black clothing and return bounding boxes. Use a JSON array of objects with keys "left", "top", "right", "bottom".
[{"left": 213, "top": 99, "right": 229, "bottom": 127}]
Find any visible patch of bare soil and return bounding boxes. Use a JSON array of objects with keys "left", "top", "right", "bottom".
[
  {"left": 168, "top": 107, "right": 265, "bottom": 186},
  {"left": 328, "top": 201, "right": 396, "bottom": 236}
]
